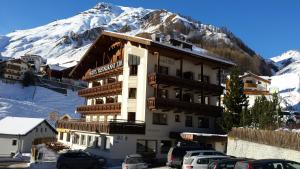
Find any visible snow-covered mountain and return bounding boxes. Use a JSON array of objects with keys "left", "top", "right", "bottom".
[
  {"left": 269, "top": 50, "right": 300, "bottom": 111},
  {"left": 270, "top": 50, "right": 300, "bottom": 74},
  {"left": 0, "top": 2, "right": 270, "bottom": 74}
]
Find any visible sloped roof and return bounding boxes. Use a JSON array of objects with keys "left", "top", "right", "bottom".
[
  {"left": 0, "top": 116, "right": 56, "bottom": 135},
  {"left": 70, "top": 31, "right": 235, "bottom": 78},
  {"left": 240, "top": 71, "right": 271, "bottom": 83}
]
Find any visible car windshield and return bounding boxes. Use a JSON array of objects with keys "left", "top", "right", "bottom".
[{"left": 126, "top": 157, "right": 144, "bottom": 164}]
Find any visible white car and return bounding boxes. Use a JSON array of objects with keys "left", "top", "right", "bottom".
[
  {"left": 183, "top": 150, "right": 226, "bottom": 165},
  {"left": 182, "top": 155, "right": 230, "bottom": 169},
  {"left": 122, "top": 154, "right": 148, "bottom": 169}
]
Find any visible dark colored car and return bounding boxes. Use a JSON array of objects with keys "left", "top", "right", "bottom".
[
  {"left": 56, "top": 150, "right": 106, "bottom": 169},
  {"left": 234, "top": 159, "right": 300, "bottom": 169},
  {"left": 208, "top": 158, "right": 248, "bottom": 169},
  {"left": 166, "top": 146, "right": 211, "bottom": 168}
]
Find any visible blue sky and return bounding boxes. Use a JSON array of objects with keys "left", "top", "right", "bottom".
[{"left": 0, "top": 0, "right": 300, "bottom": 58}]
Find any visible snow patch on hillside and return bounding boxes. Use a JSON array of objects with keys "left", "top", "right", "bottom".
[{"left": 0, "top": 81, "right": 83, "bottom": 119}]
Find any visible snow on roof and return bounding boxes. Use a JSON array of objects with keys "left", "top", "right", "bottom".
[
  {"left": 0, "top": 116, "right": 45, "bottom": 135},
  {"left": 48, "top": 64, "right": 67, "bottom": 71}
]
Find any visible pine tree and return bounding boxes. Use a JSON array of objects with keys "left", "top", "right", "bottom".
[
  {"left": 22, "top": 71, "right": 35, "bottom": 87},
  {"left": 221, "top": 68, "right": 248, "bottom": 131}
]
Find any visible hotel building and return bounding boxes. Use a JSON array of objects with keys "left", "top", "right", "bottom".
[{"left": 56, "top": 31, "right": 234, "bottom": 160}]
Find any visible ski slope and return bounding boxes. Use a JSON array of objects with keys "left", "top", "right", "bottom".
[{"left": 0, "top": 80, "right": 83, "bottom": 120}]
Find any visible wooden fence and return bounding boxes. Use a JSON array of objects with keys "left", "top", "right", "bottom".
[{"left": 228, "top": 128, "right": 300, "bottom": 151}]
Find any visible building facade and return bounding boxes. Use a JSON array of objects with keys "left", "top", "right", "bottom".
[
  {"left": 21, "top": 54, "right": 46, "bottom": 72},
  {"left": 0, "top": 59, "right": 30, "bottom": 81},
  {"left": 56, "top": 31, "right": 234, "bottom": 160},
  {"left": 240, "top": 72, "right": 272, "bottom": 107},
  {"left": 0, "top": 117, "right": 57, "bottom": 157}
]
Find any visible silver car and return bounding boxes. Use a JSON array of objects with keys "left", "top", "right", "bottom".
[
  {"left": 183, "top": 150, "right": 225, "bottom": 165},
  {"left": 122, "top": 154, "right": 148, "bottom": 169}
]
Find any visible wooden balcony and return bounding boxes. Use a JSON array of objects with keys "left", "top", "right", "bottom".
[
  {"left": 148, "top": 73, "right": 223, "bottom": 96},
  {"left": 76, "top": 103, "right": 121, "bottom": 114},
  {"left": 244, "top": 83, "right": 257, "bottom": 88},
  {"left": 147, "top": 97, "right": 223, "bottom": 117},
  {"left": 6, "top": 64, "right": 21, "bottom": 71},
  {"left": 244, "top": 89, "right": 270, "bottom": 95},
  {"left": 56, "top": 119, "right": 145, "bottom": 134},
  {"left": 83, "top": 61, "right": 123, "bottom": 81},
  {"left": 78, "top": 82, "right": 122, "bottom": 98}
]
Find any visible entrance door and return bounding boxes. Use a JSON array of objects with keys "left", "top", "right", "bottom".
[{"left": 128, "top": 112, "right": 136, "bottom": 122}]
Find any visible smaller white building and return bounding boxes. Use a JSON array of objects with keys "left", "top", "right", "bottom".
[
  {"left": 21, "top": 54, "right": 46, "bottom": 72},
  {"left": 0, "top": 116, "right": 57, "bottom": 157}
]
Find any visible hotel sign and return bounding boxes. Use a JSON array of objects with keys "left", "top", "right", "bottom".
[{"left": 90, "top": 60, "right": 123, "bottom": 76}]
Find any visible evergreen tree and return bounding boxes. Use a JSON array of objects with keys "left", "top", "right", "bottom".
[
  {"left": 22, "top": 71, "right": 35, "bottom": 87},
  {"left": 250, "top": 93, "right": 281, "bottom": 129},
  {"left": 221, "top": 68, "right": 248, "bottom": 131}
]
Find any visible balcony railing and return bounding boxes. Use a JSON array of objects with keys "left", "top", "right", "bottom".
[
  {"left": 148, "top": 73, "right": 223, "bottom": 96},
  {"left": 78, "top": 81, "right": 122, "bottom": 98},
  {"left": 6, "top": 64, "right": 21, "bottom": 71},
  {"left": 83, "top": 61, "right": 123, "bottom": 81},
  {"left": 244, "top": 83, "right": 257, "bottom": 88},
  {"left": 56, "top": 119, "right": 145, "bottom": 134},
  {"left": 147, "top": 97, "right": 223, "bottom": 117},
  {"left": 76, "top": 103, "right": 121, "bottom": 114}
]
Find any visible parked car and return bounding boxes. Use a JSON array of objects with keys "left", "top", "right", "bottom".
[
  {"left": 182, "top": 155, "right": 230, "bottom": 169},
  {"left": 183, "top": 150, "right": 226, "bottom": 164},
  {"left": 167, "top": 146, "right": 210, "bottom": 168},
  {"left": 56, "top": 150, "right": 106, "bottom": 169},
  {"left": 208, "top": 158, "right": 248, "bottom": 169},
  {"left": 234, "top": 159, "right": 300, "bottom": 169},
  {"left": 122, "top": 154, "right": 148, "bottom": 169}
]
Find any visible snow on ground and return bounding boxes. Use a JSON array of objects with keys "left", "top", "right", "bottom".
[
  {"left": 270, "top": 73, "right": 300, "bottom": 110},
  {"left": 0, "top": 80, "right": 83, "bottom": 120}
]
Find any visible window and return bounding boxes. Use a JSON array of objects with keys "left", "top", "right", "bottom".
[
  {"left": 137, "top": 140, "right": 157, "bottom": 153},
  {"left": 40, "top": 128, "right": 43, "bottom": 133},
  {"left": 87, "top": 136, "right": 93, "bottom": 147},
  {"left": 198, "top": 74, "right": 210, "bottom": 83},
  {"left": 176, "top": 69, "right": 181, "bottom": 77},
  {"left": 175, "top": 114, "right": 180, "bottom": 122},
  {"left": 36, "top": 128, "right": 38, "bottom": 132},
  {"left": 155, "top": 65, "right": 169, "bottom": 75},
  {"left": 94, "top": 136, "right": 101, "bottom": 148},
  {"left": 66, "top": 133, "right": 71, "bottom": 142},
  {"left": 153, "top": 113, "right": 167, "bottom": 125},
  {"left": 128, "top": 112, "right": 136, "bottom": 122},
  {"left": 44, "top": 128, "right": 47, "bottom": 132},
  {"left": 183, "top": 93, "right": 193, "bottom": 103},
  {"left": 128, "top": 54, "right": 140, "bottom": 76},
  {"left": 183, "top": 71, "right": 194, "bottom": 80},
  {"left": 59, "top": 132, "right": 64, "bottom": 140},
  {"left": 160, "top": 140, "right": 172, "bottom": 154},
  {"left": 158, "top": 89, "right": 168, "bottom": 99},
  {"left": 95, "top": 98, "right": 103, "bottom": 104},
  {"left": 175, "top": 89, "right": 181, "bottom": 99},
  {"left": 245, "top": 80, "right": 253, "bottom": 83},
  {"left": 185, "top": 116, "right": 193, "bottom": 127},
  {"left": 73, "top": 134, "right": 79, "bottom": 144},
  {"left": 12, "top": 140, "right": 17, "bottom": 146},
  {"left": 129, "top": 88, "right": 137, "bottom": 99},
  {"left": 80, "top": 135, "right": 86, "bottom": 145},
  {"left": 105, "top": 137, "right": 111, "bottom": 150},
  {"left": 198, "top": 117, "right": 210, "bottom": 128},
  {"left": 198, "top": 95, "right": 209, "bottom": 104},
  {"left": 203, "top": 76, "right": 210, "bottom": 83}
]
